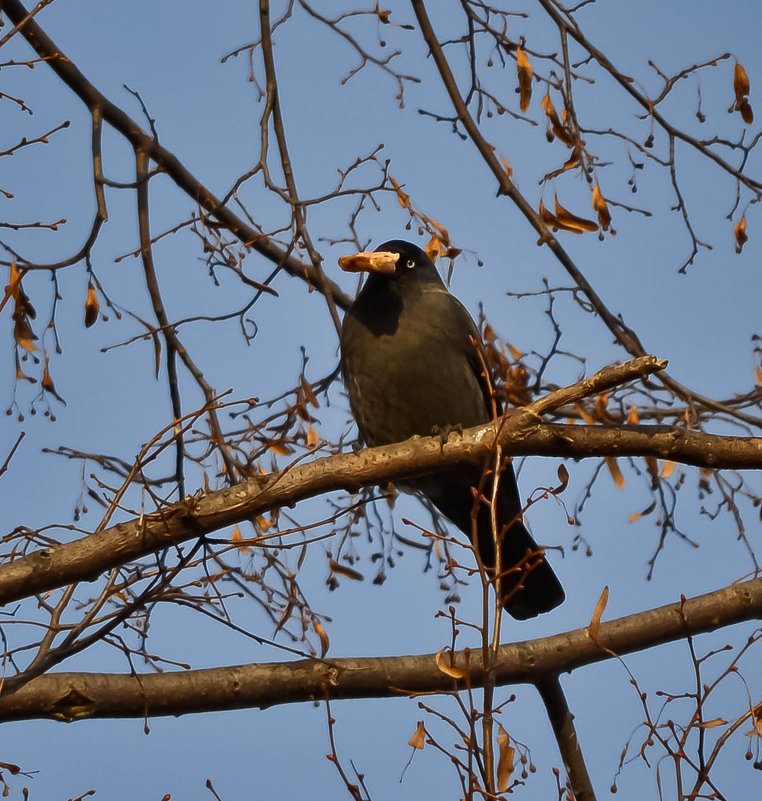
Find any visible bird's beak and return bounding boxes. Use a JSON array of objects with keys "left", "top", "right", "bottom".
[{"left": 338, "top": 250, "right": 400, "bottom": 275}]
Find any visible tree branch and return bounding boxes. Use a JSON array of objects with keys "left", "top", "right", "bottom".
[
  {"left": 2, "top": 357, "right": 761, "bottom": 606},
  {"left": 1, "top": 577, "right": 760, "bottom": 722},
  {"left": 536, "top": 674, "right": 596, "bottom": 801}
]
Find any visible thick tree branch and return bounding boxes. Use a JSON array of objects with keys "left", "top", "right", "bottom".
[
  {"left": 1, "top": 0, "right": 352, "bottom": 308},
  {"left": 1, "top": 577, "right": 760, "bottom": 722},
  {"left": 1, "top": 357, "right": 761, "bottom": 606}
]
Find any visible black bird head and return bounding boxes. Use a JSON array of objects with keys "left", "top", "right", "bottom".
[{"left": 338, "top": 240, "right": 444, "bottom": 288}]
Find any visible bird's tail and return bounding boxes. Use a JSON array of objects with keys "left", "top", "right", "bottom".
[
  {"left": 415, "top": 463, "right": 565, "bottom": 619},
  {"left": 488, "top": 516, "right": 565, "bottom": 620}
]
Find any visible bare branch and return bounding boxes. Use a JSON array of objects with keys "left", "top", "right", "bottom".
[
  {"left": 1, "top": 357, "right": 761, "bottom": 606},
  {"left": 536, "top": 674, "right": 596, "bottom": 801},
  {"left": 0, "top": 577, "right": 759, "bottom": 721}
]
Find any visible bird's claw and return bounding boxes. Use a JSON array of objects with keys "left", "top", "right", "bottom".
[{"left": 431, "top": 423, "right": 463, "bottom": 451}]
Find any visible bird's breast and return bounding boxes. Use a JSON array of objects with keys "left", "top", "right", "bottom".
[{"left": 341, "top": 297, "right": 488, "bottom": 447}]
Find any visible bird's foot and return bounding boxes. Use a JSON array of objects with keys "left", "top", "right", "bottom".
[{"left": 431, "top": 423, "right": 463, "bottom": 451}]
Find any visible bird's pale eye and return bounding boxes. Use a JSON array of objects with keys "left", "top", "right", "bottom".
[{"left": 405, "top": 259, "right": 415, "bottom": 269}]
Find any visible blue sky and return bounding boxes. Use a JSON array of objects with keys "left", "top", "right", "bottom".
[{"left": 2, "top": 1, "right": 762, "bottom": 798}]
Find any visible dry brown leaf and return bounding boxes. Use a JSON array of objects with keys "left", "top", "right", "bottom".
[
  {"left": 231, "top": 526, "right": 250, "bottom": 553},
  {"left": 435, "top": 647, "right": 466, "bottom": 679},
  {"left": 84, "top": 283, "right": 99, "bottom": 328},
  {"left": 734, "top": 61, "right": 751, "bottom": 102},
  {"left": 592, "top": 184, "right": 612, "bottom": 231},
  {"left": 13, "top": 313, "right": 38, "bottom": 353},
  {"left": 562, "top": 149, "right": 581, "bottom": 172},
  {"left": 698, "top": 718, "right": 728, "bottom": 729},
  {"left": 313, "top": 619, "right": 329, "bottom": 658},
  {"left": 425, "top": 235, "right": 442, "bottom": 262},
  {"left": 733, "top": 61, "right": 753, "bottom": 123},
  {"left": 538, "top": 196, "right": 560, "bottom": 230},
  {"left": 541, "top": 147, "right": 581, "bottom": 182},
  {"left": 8, "top": 261, "right": 21, "bottom": 297},
  {"left": 507, "top": 342, "right": 522, "bottom": 361},
  {"left": 594, "top": 392, "right": 610, "bottom": 421},
  {"left": 428, "top": 218, "right": 451, "bottom": 246},
  {"left": 408, "top": 721, "right": 426, "bottom": 749},
  {"left": 15, "top": 360, "right": 33, "bottom": 382},
  {"left": 256, "top": 515, "right": 274, "bottom": 532},
  {"left": 0, "top": 760, "right": 21, "bottom": 778},
  {"left": 306, "top": 424, "right": 319, "bottom": 448},
  {"left": 552, "top": 463, "right": 569, "bottom": 495},
  {"left": 3, "top": 262, "right": 23, "bottom": 315},
  {"left": 740, "top": 98, "right": 754, "bottom": 125},
  {"left": 41, "top": 358, "right": 66, "bottom": 404},
  {"left": 605, "top": 456, "right": 625, "bottom": 489},
  {"left": 627, "top": 404, "right": 639, "bottom": 424},
  {"left": 629, "top": 500, "right": 656, "bottom": 524},
  {"left": 375, "top": 4, "right": 391, "bottom": 24},
  {"left": 541, "top": 93, "right": 575, "bottom": 146},
  {"left": 516, "top": 46, "right": 533, "bottom": 112},
  {"left": 328, "top": 559, "right": 364, "bottom": 582},
  {"left": 496, "top": 725, "right": 515, "bottom": 792},
  {"left": 554, "top": 194, "right": 599, "bottom": 234},
  {"left": 301, "top": 376, "right": 319, "bottom": 408},
  {"left": 735, "top": 213, "right": 748, "bottom": 254},
  {"left": 755, "top": 365, "right": 762, "bottom": 385},
  {"left": 661, "top": 460, "right": 675, "bottom": 479},
  {"left": 390, "top": 177, "right": 411, "bottom": 210},
  {"left": 588, "top": 585, "right": 609, "bottom": 640},
  {"left": 4, "top": 263, "right": 35, "bottom": 320},
  {"left": 268, "top": 440, "right": 292, "bottom": 456},
  {"left": 576, "top": 402, "right": 595, "bottom": 425}
]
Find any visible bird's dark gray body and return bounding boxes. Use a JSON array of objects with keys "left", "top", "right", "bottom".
[
  {"left": 340, "top": 240, "right": 564, "bottom": 619},
  {"left": 341, "top": 267, "right": 487, "bottom": 446}
]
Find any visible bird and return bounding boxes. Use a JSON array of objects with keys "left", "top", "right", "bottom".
[{"left": 338, "top": 239, "right": 564, "bottom": 619}]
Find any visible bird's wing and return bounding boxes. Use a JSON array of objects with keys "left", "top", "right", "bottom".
[{"left": 434, "top": 289, "right": 503, "bottom": 419}]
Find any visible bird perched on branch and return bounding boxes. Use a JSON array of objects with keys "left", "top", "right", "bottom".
[{"left": 338, "top": 240, "right": 564, "bottom": 619}]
